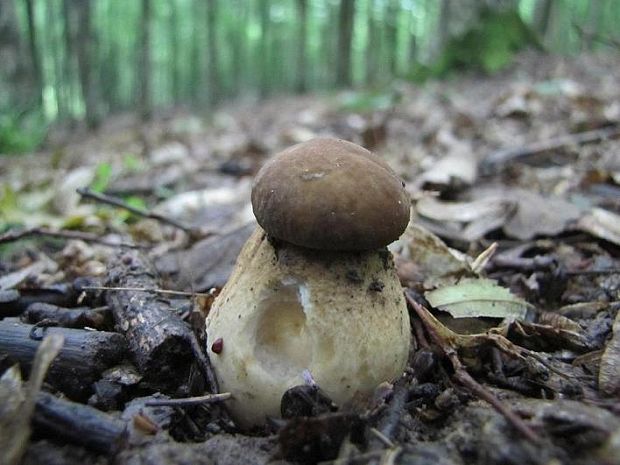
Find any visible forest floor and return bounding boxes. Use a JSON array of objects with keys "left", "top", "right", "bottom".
[{"left": 0, "top": 51, "right": 619, "bottom": 465}]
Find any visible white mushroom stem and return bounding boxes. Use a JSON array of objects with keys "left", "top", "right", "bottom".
[{"left": 205, "top": 227, "right": 411, "bottom": 427}]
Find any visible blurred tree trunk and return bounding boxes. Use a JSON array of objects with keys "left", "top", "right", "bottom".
[
  {"left": 533, "top": 0, "right": 553, "bottom": 40},
  {"left": 225, "top": 0, "right": 246, "bottom": 98},
  {"left": 206, "top": 0, "right": 220, "bottom": 105},
  {"left": 295, "top": 0, "right": 308, "bottom": 93},
  {"left": 45, "top": 0, "right": 65, "bottom": 117},
  {"left": 385, "top": 0, "right": 399, "bottom": 76},
  {"left": 436, "top": 0, "right": 451, "bottom": 57},
  {"left": 169, "top": 0, "right": 180, "bottom": 102},
  {"left": 365, "top": 0, "right": 379, "bottom": 85},
  {"left": 336, "top": 0, "right": 355, "bottom": 87},
  {"left": 583, "top": 1, "right": 604, "bottom": 50},
  {"left": 408, "top": 8, "right": 418, "bottom": 66},
  {"left": 0, "top": 0, "right": 33, "bottom": 108},
  {"left": 258, "top": 0, "right": 270, "bottom": 97},
  {"left": 61, "top": 0, "right": 78, "bottom": 118},
  {"left": 189, "top": 0, "right": 201, "bottom": 102},
  {"left": 138, "top": 0, "right": 152, "bottom": 120},
  {"left": 24, "top": 0, "right": 42, "bottom": 105},
  {"left": 73, "top": 0, "right": 100, "bottom": 127},
  {"left": 97, "top": 0, "right": 120, "bottom": 112}
]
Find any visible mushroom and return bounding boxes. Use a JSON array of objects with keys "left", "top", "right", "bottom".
[{"left": 205, "top": 138, "right": 411, "bottom": 427}]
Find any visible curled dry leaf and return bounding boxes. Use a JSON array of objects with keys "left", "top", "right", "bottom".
[
  {"left": 577, "top": 207, "right": 620, "bottom": 246},
  {"left": 390, "top": 221, "right": 473, "bottom": 289},
  {"left": 415, "top": 196, "right": 514, "bottom": 242},
  {"left": 416, "top": 150, "right": 478, "bottom": 188}
]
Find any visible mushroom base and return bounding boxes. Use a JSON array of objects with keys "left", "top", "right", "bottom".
[{"left": 205, "top": 227, "right": 411, "bottom": 427}]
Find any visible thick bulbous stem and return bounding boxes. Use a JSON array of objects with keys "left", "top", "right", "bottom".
[{"left": 205, "top": 227, "right": 411, "bottom": 427}]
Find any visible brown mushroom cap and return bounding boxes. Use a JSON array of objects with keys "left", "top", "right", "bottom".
[{"left": 251, "top": 138, "right": 410, "bottom": 250}]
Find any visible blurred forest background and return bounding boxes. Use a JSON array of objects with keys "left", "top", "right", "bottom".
[{"left": 0, "top": 0, "right": 618, "bottom": 153}]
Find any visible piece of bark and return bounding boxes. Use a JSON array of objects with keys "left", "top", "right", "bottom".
[
  {"left": 0, "top": 320, "right": 127, "bottom": 400},
  {"left": 104, "top": 250, "right": 196, "bottom": 392},
  {"left": 33, "top": 391, "right": 126, "bottom": 454},
  {"left": 23, "top": 303, "right": 112, "bottom": 331}
]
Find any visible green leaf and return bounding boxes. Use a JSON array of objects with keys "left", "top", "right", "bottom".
[
  {"left": 122, "top": 153, "right": 143, "bottom": 172},
  {"left": 91, "top": 163, "right": 113, "bottom": 193}
]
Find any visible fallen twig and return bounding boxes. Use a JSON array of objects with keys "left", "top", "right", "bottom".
[
  {"left": 370, "top": 377, "right": 409, "bottom": 451},
  {"left": 482, "top": 126, "right": 620, "bottom": 171},
  {"left": 0, "top": 227, "right": 145, "bottom": 249},
  {"left": 144, "top": 392, "right": 232, "bottom": 407},
  {"left": 80, "top": 285, "right": 213, "bottom": 298},
  {"left": 77, "top": 186, "right": 195, "bottom": 233},
  {"left": 405, "top": 291, "right": 539, "bottom": 443}
]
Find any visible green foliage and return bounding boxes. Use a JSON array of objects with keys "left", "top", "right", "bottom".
[
  {"left": 90, "top": 163, "right": 113, "bottom": 193},
  {"left": 0, "top": 185, "right": 19, "bottom": 230},
  {"left": 122, "top": 153, "right": 144, "bottom": 172},
  {"left": 0, "top": 110, "right": 48, "bottom": 155},
  {"left": 102, "top": 195, "right": 147, "bottom": 224},
  {"left": 410, "top": 7, "right": 542, "bottom": 82},
  {"left": 337, "top": 89, "right": 401, "bottom": 113},
  {"left": 4, "top": 0, "right": 616, "bottom": 127}
]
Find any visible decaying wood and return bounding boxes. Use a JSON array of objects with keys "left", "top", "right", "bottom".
[
  {"left": 0, "top": 285, "right": 78, "bottom": 318},
  {"left": 34, "top": 391, "right": 125, "bottom": 454},
  {"left": 23, "top": 303, "right": 112, "bottom": 330},
  {"left": 0, "top": 319, "right": 127, "bottom": 400},
  {"left": 104, "top": 249, "right": 218, "bottom": 393},
  {"left": 368, "top": 378, "right": 409, "bottom": 452}
]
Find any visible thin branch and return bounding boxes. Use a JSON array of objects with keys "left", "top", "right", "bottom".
[
  {"left": 405, "top": 291, "right": 539, "bottom": 443},
  {"left": 144, "top": 392, "right": 231, "bottom": 407},
  {"left": 369, "top": 428, "right": 395, "bottom": 449},
  {"left": 482, "top": 126, "right": 620, "bottom": 171},
  {"left": 79, "top": 285, "right": 213, "bottom": 298},
  {"left": 0, "top": 227, "right": 145, "bottom": 248},
  {"left": 77, "top": 187, "right": 195, "bottom": 233}
]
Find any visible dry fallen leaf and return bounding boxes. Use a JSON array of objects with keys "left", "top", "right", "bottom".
[
  {"left": 425, "top": 277, "right": 531, "bottom": 320},
  {"left": 599, "top": 310, "right": 620, "bottom": 396},
  {"left": 503, "top": 189, "right": 582, "bottom": 240},
  {"left": 415, "top": 196, "right": 515, "bottom": 242},
  {"left": 390, "top": 221, "right": 473, "bottom": 288},
  {"left": 577, "top": 207, "right": 620, "bottom": 246},
  {"left": 0, "top": 334, "right": 64, "bottom": 465}
]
